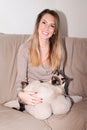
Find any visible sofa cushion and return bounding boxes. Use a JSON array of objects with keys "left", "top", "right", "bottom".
[
  {"left": 0, "top": 34, "right": 30, "bottom": 103},
  {"left": 0, "top": 104, "right": 51, "bottom": 130},
  {"left": 64, "top": 37, "right": 87, "bottom": 97},
  {"left": 47, "top": 99, "right": 87, "bottom": 130}
]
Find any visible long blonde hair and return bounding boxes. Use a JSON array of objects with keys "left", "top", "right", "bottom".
[{"left": 29, "top": 9, "right": 65, "bottom": 70}]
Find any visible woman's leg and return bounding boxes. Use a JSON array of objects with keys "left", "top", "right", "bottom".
[
  {"left": 25, "top": 103, "right": 52, "bottom": 120},
  {"left": 51, "top": 95, "right": 72, "bottom": 115}
]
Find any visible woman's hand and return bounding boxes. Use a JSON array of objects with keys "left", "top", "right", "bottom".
[{"left": 18, "top": 91, "right": 43, "bottom": 105}]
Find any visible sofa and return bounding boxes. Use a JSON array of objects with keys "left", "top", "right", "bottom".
[{"left": 0, "top": 33, "right": 87, "bottom": 130}]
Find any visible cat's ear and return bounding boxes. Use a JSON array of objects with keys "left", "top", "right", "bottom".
[
  {"left": 53, "top": 69, "right": 59, "bottom": 75},
  {"left": 21, "top": 81, "right": 28, "bottom": 89},
  {"left": 59, "top": 69, "right": 63, "bottom": 74},
  {"left": 53, "top": 68, "right": 63, "bottom": 75}
]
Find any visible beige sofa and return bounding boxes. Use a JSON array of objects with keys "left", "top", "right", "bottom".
[{"left": 0, "top": 33, "right": 87, "bottom": 130}]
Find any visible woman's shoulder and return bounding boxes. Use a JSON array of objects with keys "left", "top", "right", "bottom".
[
  {"left": 19, "top": 35, "right": 32, "bottom": 51},
  {"left": 17, "top": 36, "right": 32, "bottom": 59}
]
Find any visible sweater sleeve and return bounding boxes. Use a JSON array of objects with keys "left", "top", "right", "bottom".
[{"left": 15, "top": 42, "right": 29, "bottom": 93}]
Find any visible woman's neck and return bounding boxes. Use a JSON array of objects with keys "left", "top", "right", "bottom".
[{"left": 39, "top": 38, "right": 49, "bottom": 47}]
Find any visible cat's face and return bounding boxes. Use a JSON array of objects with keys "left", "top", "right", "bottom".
[
  {"left": 51, "top": 70, "right": 73, "bottom": 95},
  {"left": 51, "top": 70, "right": 67, "bottom": 85}
]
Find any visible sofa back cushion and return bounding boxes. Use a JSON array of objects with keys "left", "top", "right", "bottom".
[
  {"left": 0, "top": 34, "right": 29, "bottom": 103},
  {"left": 64, "top": 37, "right": 87, "bottom": 97}
]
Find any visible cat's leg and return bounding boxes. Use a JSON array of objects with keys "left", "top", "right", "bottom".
[
  {"left": 4, "top": 99, "right": 25, "bottom": 111},
  {"left": 25, "top": 103, "right": 52, "bottom": 120},
  {"left": 70, "top": 95, "right": 82, "bottom": 103},
  {"left": 51, "top": 95, "right": 72, "bottom": 115},
  {"left": 4, "top": 99, "right": 20, "bottom": 109}
]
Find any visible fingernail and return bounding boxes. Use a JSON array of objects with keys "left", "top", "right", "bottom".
[{"left": 35, "top": 92, "right": 38, "bottom": 94}]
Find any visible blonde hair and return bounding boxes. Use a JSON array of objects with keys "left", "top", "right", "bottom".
[{"left": 29, "top": 9, "right": 65, "bottom": 70}]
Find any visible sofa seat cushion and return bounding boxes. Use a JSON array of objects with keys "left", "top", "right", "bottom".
[
  {"left": 46, "top": 99, "right": 87, "bottom": 130},
  {"left": 0, "top": 104, "right": 51, "bottom": 130}
]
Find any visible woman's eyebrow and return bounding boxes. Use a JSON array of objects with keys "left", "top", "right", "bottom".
[{"left": 42, "top": 18, "right": 55, "bottom": 25}]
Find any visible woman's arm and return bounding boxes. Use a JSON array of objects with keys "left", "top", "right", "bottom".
[
  {"left": 16, "top": 42, "right": 28, "bottom": 93},
  {"left": 16, "top": 42, "right": 43, "bottom": 105}
]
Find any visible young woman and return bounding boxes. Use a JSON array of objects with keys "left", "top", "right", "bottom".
[{"left": 16, "top": 9, "right": 65, "bottom": 106}]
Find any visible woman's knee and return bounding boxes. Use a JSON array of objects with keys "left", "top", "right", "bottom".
[{"left": 52, "top": 96, "right": 72, "bottom": 115}]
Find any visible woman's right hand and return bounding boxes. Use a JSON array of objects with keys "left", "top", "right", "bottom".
[{"left": 18, "top": 91, "right": 43, "bottom": 105}]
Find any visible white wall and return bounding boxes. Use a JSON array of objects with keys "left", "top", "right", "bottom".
[
  {"left": 55, "top": 0, "right": 87, "bottom": 37},
  {"left": 0, "top": 0, "right": 87, "bottom": 37},
  {"left": 0, "top": 0, "right": 56, "bottom": 34}
]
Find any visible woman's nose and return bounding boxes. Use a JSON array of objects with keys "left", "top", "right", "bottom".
[{"left": 44, "top": 24, "right": 50, "bottom": 32}]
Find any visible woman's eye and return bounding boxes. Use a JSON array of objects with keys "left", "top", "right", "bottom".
[
  {"left": 50, "top": 25, "right": 55, "bottom": 28},
  {"left": 42, "top": 21, "right": 46, "bottom": 24}
]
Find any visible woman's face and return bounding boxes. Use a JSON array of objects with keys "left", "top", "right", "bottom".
[{"left": 38, "top": 13, "right": 55, "bottom": 40}]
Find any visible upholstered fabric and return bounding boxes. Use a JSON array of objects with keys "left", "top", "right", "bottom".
[
  {"left": 0, "top": 104, "right": 51, "bottom": 130},
  {"left": 0, "top": 34, "right": 29, "bottom": 103},
  {"left": 47, "top": 99, "right": 87, "bottom": 130},
  {"left": 64, "top": 37, "right": 87, "bottom": 97}
]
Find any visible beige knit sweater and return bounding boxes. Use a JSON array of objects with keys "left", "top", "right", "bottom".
[{"left": 16, "top": 40, "right": 53, "bottom": 93}]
